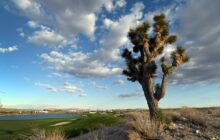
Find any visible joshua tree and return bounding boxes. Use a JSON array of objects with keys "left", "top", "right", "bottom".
[{"left": 122, "top": 14, "right": 189, "bottom": 119}]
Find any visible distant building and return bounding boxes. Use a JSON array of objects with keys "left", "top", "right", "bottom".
[{"left": 34, "top": 110, "right": 48, "bottom": 114}]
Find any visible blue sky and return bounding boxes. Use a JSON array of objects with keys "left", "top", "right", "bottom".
[{"left": 0, "top": 0, "right": 220, "bottom": 109}]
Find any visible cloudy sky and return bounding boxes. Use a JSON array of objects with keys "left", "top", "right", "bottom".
[{"left": 0, "top": 0, "right": 219, "bottom": 109}]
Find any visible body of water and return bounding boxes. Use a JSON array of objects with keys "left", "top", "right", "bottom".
[{"left": 0, "top": 113, "right": 80, "bottom": 120}]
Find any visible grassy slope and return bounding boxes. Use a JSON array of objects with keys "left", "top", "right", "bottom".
[{"left": 0, "top": 113, "right": 124, "bottom": 140}]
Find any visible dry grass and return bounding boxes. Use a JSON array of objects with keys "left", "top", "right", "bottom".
[
  {"left": 127, "top": 130, "right": 142, "bottom": 140},
  {"left": 164, "top": 110, "right": 181, "bottom": 122},
  {"left": 22, "top": 129, "right": 66, "bottom": 140},
  {"left": 179, "top": 107, "right": 208, "bottom": 126},
  {"left": 211, "top": 108, "right": 220, "bottom": 117},
  {"left": 126, "top": 111, "right": 163, "bottom": 140}
]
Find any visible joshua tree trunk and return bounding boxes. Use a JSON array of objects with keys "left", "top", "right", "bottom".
[
  {"left": 142, "top": 77, "right": 159, "bottom": 119},
  {"left": 147, "top": 98, "right": 158, "bottom": 119}
]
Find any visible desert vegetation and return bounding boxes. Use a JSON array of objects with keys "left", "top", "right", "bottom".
[
  {"left": 125, "top": 107, "right": 220, "bottom": 140},
  {"left": 22, "top": 129, "right": 66, "bottom": 140}
]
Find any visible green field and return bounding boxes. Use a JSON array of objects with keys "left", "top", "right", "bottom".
[{"left": 0, "top": 113, "right": 124, "bottom": 140}]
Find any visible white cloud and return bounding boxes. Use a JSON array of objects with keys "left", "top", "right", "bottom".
[
  {"left": 16, "top": 28, "right": 25, "bottom": 37},
  {"left": 40, "top": 51, "right": 122, "bottom": 78},
  {"left": 63, "top": 82, "right": 80, "bottom": 93},
  {"left": 92, "top": 82, "right": 108, "bottom": 90},
  {"left": 104, "top": 1, "right": 114, "bottom": 12},
  {"left": 115, "top": 0, "right": 126, "bottom": 8},
  {"left": 35, "top": 82, "right": 84, "bottom": 95},
  {"left": 114, "top": 79, "right": 124, "bottom": 85},
  {"left": 79, "top": 93, "right": 87, "bottom": 97},
  {"left": 118, "top": 93, "right": 143, "bottom": 98},
  {"left": 104, "top": 0, "right": 126, "bottom": 12},
  {"left": 0, "top": 45, "right": 18, "bottom": 53},
  {"left": 27, "top": 20, "right": 39, "bottom": 28},
  {"left": 28, "top": 28, "right": 72, "bottom": 48},
  {"left": 103, "top": 18, "right": 114, "bottom": 28},
  {"left": 52, "top": 72, "right": 62, "bottom": 77},
  {"left": 12, "top": 0, "right": 49, "bottom": 22},
  {"left": 56, "top": 10, "right": 96, "bottom": 38}
]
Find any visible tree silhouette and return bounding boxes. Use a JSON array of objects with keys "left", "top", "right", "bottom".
[{"left": 122, "top": 14, "right": 189, "bottom": 119}]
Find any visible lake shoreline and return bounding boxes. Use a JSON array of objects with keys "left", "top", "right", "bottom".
[{"left": 0, "top": 113, "right": 80, "bottom": 120}]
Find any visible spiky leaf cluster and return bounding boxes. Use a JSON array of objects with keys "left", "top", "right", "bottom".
[
  {"left": 153, "top": 14, "right": 168, "bottom": 37},
  {"left": 143, "top": 61, "right": 157, "bottom": 75},
  {"left": 122, "top": 49, "right": 142, "bottom": 82},
  {"left": 128, "top": 22, "right": 149, "bottom": 46},
  {"left": 166, "top": 35, "right": 177, "bottom": 44},
  {"left": 171, "top": 46, "right": 189, "bottom": 67}
]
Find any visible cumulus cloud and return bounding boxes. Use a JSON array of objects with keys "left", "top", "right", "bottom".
[
  {"left": 0, "top": 45, "right": 18, "bottom": 53},
  {"left": 40, "top": 51, "right": 122, "bottom": 78},
  {"left": 28, "top": 28, "right": 65, "bottom": 47},
  {"left": 10, "top": 0, "right": 126, "bottom": 39},
  {"left": 12, "top": 0, "right": 49, "bottom": 22},
  {"left": 118, "top": 93, "right": 144, "bottom": 98},
  {"left": 173, "top": 0, "right": 220, "bottom": 84},
  {"left": 27, "top": 20, "right": 39, "bottom": 28}
]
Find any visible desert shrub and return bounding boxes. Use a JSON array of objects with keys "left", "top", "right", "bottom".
[
  {"left": 207, "top": 109, "right": 212, "bottom": 115},
  {"left": 22, "top": 128, "right": 66, "bottom": 140},
  {"left": 211, "top": 108, "right": 220, "bottom": 117},
  {"left": 179, "top": 107, "right": 208, "bottom": 126},
  {"left": 126, "top": 112, "right": 162, "bottom": 140},
  {"left": 179, "top": 107, "right": 196, "bottom": 116},
  {"left": 127, "top": 130, "right": 142, "bottom": 140},
  {"left": 164, "top": 111, "right": 181, "bottom": 122}
]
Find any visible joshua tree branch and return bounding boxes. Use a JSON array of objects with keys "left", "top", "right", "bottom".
[
  {"left": 143, "top": 40, "right": 151, "bottom": 62},
  {"left": 154, "top": 74, "right": 168, "bottom": 101}
]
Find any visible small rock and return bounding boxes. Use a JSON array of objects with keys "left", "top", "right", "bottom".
[
  {"left": 196, "top": 130, "right": 200, "bottom": 134},
  {"left": 178, "top": 124, "right": 184, "bottom": 129},
  {"left": 180, "top": 117, "right": 187, "bottom": 121},
  {"left": 211, "top": 136, "right": 218, "bottom": 140},
  {"left": 168, "top": 123, "right": 177, "bottom": 130}
]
